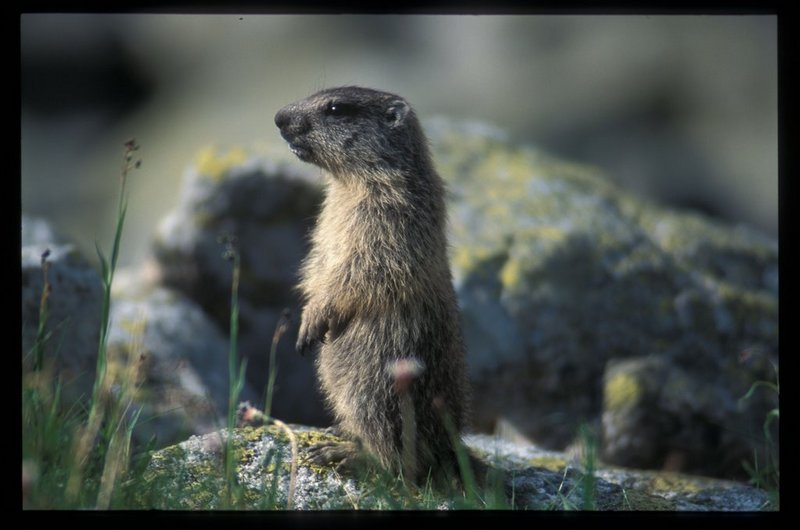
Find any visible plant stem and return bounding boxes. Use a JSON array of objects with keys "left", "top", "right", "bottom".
[
  {"left": 265, "top": 309, "right": 290, "bottom": 421},
  {"left": 33, "top": 250, "right": 52, "bottom": 371},
  {"left": 224, "top": 245, "right": 248, "bottom": 507}
]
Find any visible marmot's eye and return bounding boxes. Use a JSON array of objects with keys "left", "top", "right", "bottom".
[{"left": 324, "top": 101, "right": 358, "bottom": 117}]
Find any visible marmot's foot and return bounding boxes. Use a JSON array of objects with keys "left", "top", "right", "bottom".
[
  {"left": 320, "top": 424, "right": 347, "bottom": 438},
  {"left": 306, "top": 440, "right": 369, "bottom": 476}
]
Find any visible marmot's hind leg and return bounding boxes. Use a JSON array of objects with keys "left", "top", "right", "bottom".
[{"left": 306, "top": 436, "right": 371, "bottom": 477}]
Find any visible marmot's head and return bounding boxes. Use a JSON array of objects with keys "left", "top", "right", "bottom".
[{"left": 274, "top": 86, "right": 429, "bottom": 177}]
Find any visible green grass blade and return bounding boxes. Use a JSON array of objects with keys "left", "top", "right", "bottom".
[
  {"left": 109, "top": 197, "right": 128, "bottom": 274},
  {"left": 740, "top": 380, "right": 779, "bottom": 403},
  {"left": 763, "top": 408, "right": 779, "bottom": 444}
]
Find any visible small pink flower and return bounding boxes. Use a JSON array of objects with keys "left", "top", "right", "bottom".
[{"left": 390, "top": 357, "right": 425, "bottom": 394}]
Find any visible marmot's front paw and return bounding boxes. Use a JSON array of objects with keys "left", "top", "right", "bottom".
[
  {"left": 297, "top": 304, "right": 354, "bottom": 355},
  {"left": 296, "top": 321, "right": 321, "bottom": 356},
  {"left": 296, "top": 307, "right": 329, "bottom": 356},
  {"left": 295, "top": 334, "right": 314, "bottom": 357}
]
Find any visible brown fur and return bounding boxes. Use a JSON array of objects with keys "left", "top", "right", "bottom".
[{"left": 275, "top": 87, "right": 469, "bottom": 483}]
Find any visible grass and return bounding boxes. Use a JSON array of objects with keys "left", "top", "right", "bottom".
[
  {"left": 739, "top": 362, "right": 779, "bottom": 509},
  {"left": 537, "top": 424, "right": 599, "bottom": 511},
  {"left": 578, "top": 424, "right": 598, "bottom": 511},
  {"left": 23, "top": 139, "right": 143, "bottom": 509},
  {"left": 219, "top": 234, "right": 249, "bottom": 507},
  {"left": 264, "top": 309, "right": 290, "bottom": 421},
  {"left": 32, "top": 249, "right": 51, "bottom": 372}
]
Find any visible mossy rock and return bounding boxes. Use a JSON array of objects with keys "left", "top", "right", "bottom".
[
  {"left": 135, "top": 426, "right": 771, "bottom": 511},
  {"left": 424, "top": 118, "right": 777, "bottom": 479}
]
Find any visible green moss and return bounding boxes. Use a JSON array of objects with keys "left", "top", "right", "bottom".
[
  {"left": 292, "top": 427, "right": 344, "bottom": 448},
  {"left": 620, "top": 489, "right": 676, "bottom": 511},
  {"left": 141, "top": 426, "right": 355, "bottom": 508}
]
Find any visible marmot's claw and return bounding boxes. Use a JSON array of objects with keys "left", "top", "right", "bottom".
[
  {"left": 297, "top": 310, "right": 329, "bottom": 356},
  {"left": 296, "top": 335, "right": 316, "bottom": 356},
  {"left": 306, "top": 441, "right": 363, "bottom": 475}
]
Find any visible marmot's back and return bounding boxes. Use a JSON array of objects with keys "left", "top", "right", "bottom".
[{"left": 275, "top": 86, "right": 469, "bottom": 483}]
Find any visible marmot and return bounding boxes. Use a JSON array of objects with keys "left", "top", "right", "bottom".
[{"left": 274, "top": 86, "right": 470, "bottom": 485}]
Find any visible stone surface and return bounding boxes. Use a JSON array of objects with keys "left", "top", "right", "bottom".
[
  {"left": 107, "top": 281, "right": 260, "bottom": 445},
  {"left": 21, "top": 215, "right": 259, "bottom": 447},
  {"left": 425, "top": 118, "right": 778, "bottom": 479},
  {"left": 21, "top": 224, "right": 104, "bottom": 403},
  {"left": 138, "top": 425, "right": 773, "bottom": 511},
  {"left": 22, "top": 214, "right": 68, "bottom": 247},
  {"left": 151, "top": 147, "right": 331, "bottom": 427}
]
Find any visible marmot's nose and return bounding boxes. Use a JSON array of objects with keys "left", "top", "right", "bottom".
[
  {"left": 275, "top": 105, "right": 310, "bottom": 137},
  {"left": 274, "top": 107, "right": 290, "bottom": 129}
]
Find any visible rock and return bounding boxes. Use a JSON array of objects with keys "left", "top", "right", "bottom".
[
  {"left": 21, "top": 214, "right": 257, "bottom": 447},
  {"left": 22, "top": 214, "right": 68, "bottom": 247},
  {"left": 21, "top": 230, "right": 103, "bottom": 403},
  {"left": 153, "top": 148, "right": 321, "bottom": 314},
  {"left": 139, "top": 426, "right": 361, "bottom": 510},
  {"left": 151, "top": 146, "right": 331, "bottom": 427},
  {"left": 601, "top": 356, "right": 751, "bottom": 478},
  {"left": 136, "top": 425, "right": 772, "bottom": 511},
  {"left": 425, "top": 118, "right": 778, "bottom": 480},
  {"left": 107, "top": 282, "right": 260, "bottom": 445}
]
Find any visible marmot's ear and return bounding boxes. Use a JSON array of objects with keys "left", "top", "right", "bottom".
[{"left": 385, "top": 100, "right": 410, "bottom": 128}]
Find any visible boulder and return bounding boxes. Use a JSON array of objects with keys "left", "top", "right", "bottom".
[
  {"left": 136, "top": 425, "right": 773, "bottom": 511},
  {"left": 21, "top": 215, "right": 257, "bottom": 447},
  {"left": 426, "top": 118, "right": 778, "bottom": 479},
  {"left": 22, "top": 218, "right": 103, "bottom": 403},
  {"left": 151, "top": 146, "right": 331, "bottom": 427},
  {"left": 107, "top": 282, "right": 260, "bottom": 445},
  {"left": 22, "top": 214, "right": 68, "bottom": 247}
]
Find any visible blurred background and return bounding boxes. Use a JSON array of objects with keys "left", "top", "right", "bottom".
[{"left": 21, "top": 14, "right": 777, "bottom": 266}]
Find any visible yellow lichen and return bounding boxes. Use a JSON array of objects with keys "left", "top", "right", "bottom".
[
  {"left": 194, "top": 145, "right": 248, "bottom": 182},
  {"left": 484, "top": 202, "right": 514, "bottom": 224},
  {"left": 475, "top": 149, "right": 534, "bottom": 197},
  {"left": 528, "top": 456, "right": 568, "bottom": 473},
  {"left": 499, "top": 257, "right": 523, "bottom": 290},
  {"left": 293, "top": 429, "right": 343, "bottom": 448},
  {"left": 531, "top": 225, "right": 567, "bottom": 242},
  {"left": 451, "top": 246, "right": 495, "bottom": 274},
  {"left": 648, "top": 473, "right": 703, "bottom": 494},
  {"left": 605, "top": 372, "right": 642, "bottom": 411}
]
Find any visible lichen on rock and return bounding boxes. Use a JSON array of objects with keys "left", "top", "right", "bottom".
[
  {"left": 138, "top": 426, "right": 771, "bottom": 510},
  {"left": 425, "top": 118, "right": 777, "bottom": 479}
]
